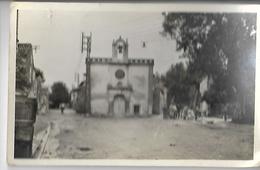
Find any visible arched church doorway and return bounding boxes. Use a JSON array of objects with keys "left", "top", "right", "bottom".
[{"left": 113, "top": 95, "right": 126, "bottom": 117}]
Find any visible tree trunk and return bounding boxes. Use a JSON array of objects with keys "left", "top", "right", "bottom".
[{"left": 192, "top": 83, "right": 200, "bottom": 110}]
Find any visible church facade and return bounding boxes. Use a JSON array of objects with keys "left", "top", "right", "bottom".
[{"left": 87, "top": 36, "right": 154, "bottom": 117}]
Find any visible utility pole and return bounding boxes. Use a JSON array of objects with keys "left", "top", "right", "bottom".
[{"left": 81, "top": 32, "right": 92, "bottom": 115}]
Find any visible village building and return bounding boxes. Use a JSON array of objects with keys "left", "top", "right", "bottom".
[
  {"left": 37, "top": 87, "right": 49, "bottom": 114},
  {"left": 71, "top": 82, "right": 86, "bottom": 113},
  {"left": 16, "top": 43, "right": 35, "bottom": 96},
  {"left": 15, "top": 43, "right": 47, "bottom": 157},
  {"left": 16, "top": 43, "right": 49, "bottom": 115},
  {"left": 89, "top": 36, "right": 154, "bottom": 117},
  {"left": 73, "top": 36, "right": 155, "bottom": 117},
  {"left": 152, "top": 74, "right": 167, "bottom": 116}
]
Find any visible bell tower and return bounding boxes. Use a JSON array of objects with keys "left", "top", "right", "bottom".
[{"left": 112, "top": 36, "right": 128, "bottom": 61}]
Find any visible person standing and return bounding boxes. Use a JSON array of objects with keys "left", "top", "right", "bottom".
[{"left": 60, "top": 103, "right": 65, "bottom": 114}]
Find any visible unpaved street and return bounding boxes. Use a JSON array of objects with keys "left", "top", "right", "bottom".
[{"left": 34, "top": 109, "right": 254, "bottom": 160}]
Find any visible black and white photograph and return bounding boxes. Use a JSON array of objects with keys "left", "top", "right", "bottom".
[{"left": 7, "top": 2, "right": 260, "bottom": 167}]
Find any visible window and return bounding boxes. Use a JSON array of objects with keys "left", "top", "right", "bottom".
[
  {"left": 118, "top": 45, "right": 123, "bottom": 53},
  {"left": 115, "top": 69, "right": 125, "bottom": 79}
]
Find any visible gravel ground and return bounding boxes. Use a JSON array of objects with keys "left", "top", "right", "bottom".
[{"left": 36, "top": 109, "right": 254, "bottom": 160}]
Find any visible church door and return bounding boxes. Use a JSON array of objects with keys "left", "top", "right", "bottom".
[{"left": 113, "top": 96, "right": 126, "bottom": 117}]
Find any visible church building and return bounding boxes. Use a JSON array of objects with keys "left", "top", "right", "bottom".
[{"left": 87, "top": 36, "right": 154, "bottom": 117}]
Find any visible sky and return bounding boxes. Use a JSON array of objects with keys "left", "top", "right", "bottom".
[{"left": 19, "top": 10, "right": 183, "bottom": 89}]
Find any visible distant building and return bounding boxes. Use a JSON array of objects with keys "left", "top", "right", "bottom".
[
  {"left": 70, "top": 88, "right": 78, "bottom": 109},
  {"left": 37, "top": 87, "right": 49, "bottom": 114},
  {"left": 152, "top": 75, "right": 167, "bottom": 115},
  {"left": 71, "top": 82, "right": 86, "bottom": 113}
]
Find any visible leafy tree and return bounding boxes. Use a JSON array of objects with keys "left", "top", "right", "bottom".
[
  {"left": 35, "top": 67, "right": 45, "bottom": 82},
  {"left": 49, "top": 81, "right": 70, "bottom": 108},
  {"left": 162, "top": 13, "right": 256, "bottom": 121},
  {"left": 165, "top": 63, "right": 190, "bottom": 108}
]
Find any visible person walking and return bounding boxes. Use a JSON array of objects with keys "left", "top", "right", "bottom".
[{"left": 60, "top": 103, "right": 65, "bottom": 114}]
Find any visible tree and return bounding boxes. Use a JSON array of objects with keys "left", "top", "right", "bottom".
[
  {"left": 49, "top": 82, "right": 70, "bottom": 108},
  {"left": 165, "top": 63, "right": 191, "bottom": 108},
  {"left": 162, "top": 13, "right": 256, "bottom": 122}
]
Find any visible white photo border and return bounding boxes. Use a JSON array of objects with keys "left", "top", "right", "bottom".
[{"left": 7, "top": 2, "right": 260, "bottom": 167}]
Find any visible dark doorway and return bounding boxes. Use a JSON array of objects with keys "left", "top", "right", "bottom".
[{"left": 134, "top": 105, "right": 140, "bottom": 115}]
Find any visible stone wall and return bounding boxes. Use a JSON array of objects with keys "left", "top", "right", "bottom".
[{"left": 91, "top": 64, "right": 110, "bottom": 115}]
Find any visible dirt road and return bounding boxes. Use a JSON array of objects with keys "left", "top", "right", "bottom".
[{"left": 34, "top": 109, "right": 254, "bottom": 160}]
